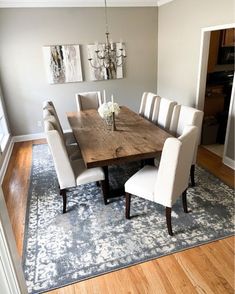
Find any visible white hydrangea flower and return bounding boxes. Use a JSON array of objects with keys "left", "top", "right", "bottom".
[{"left": 98, "top": 102, "right": 120, "bottom": 118}]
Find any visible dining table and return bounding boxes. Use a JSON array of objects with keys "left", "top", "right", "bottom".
[{"left": 67, "top": 106, "right": 172, "bottom": 203}]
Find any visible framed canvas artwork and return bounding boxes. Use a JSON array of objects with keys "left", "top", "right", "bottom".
[
  {"left": 87, "top": 42, "right": 125, "bottom": 81},
  {"left": 43, "top": 44, "right": 83, "bottom": 84}
]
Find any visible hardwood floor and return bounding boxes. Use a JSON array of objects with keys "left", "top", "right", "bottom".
[
  {"left": 197, "top": 146, "right": 234, "bottom": 188},
  {"left": 2, "top": 141, "right": 234, "bottom": 293}
]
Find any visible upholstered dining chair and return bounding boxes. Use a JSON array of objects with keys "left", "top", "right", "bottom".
[
  {"left": 44, "top": 119, "right": 106, "bottom": 213},
  {"left": 152, "top": 97, "right": 177, "bottom": 131},
  {"left": 43, "top": 100, "right": 76, "bottom": 146},
  {"left": 125, "top": 125, "right": 198, "bottom": 236},
  {"left": 139, "top": 92, "right": 158, "bottom": 120},
  {"left": 169, "top": 105, "right": 204, "bottom": 186},
  {"left": 43, "top": 109, "right": 81, "bottom": 160},
  {"left": 75, "top": 91, "right": 102, "bottom": 111}
]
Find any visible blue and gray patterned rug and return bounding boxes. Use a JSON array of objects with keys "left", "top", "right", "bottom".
[{"left": 23, "top": 144, "right": 234, "bottom": 294}]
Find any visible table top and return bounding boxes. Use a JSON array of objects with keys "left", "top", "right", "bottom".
[{"left": 67, "top": 106, "right": 172, "bottom": 168}]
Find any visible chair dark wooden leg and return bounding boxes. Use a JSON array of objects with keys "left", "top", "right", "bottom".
[
  {"left": 101, "top": 180, "right": 109, "bottom": 205},
  {"left": 60, "top": 189, "right": 67, "bottom": 214},
  {"left": 190, "top": 164, "right": 195, "bottom": 187},
  {"left": 165, "top": 207, "right": 173, "bottom": 236},
  {"left": 101, "top": 166, "right": 109, "bottom": 205},
  {"left": 182, "top": 189, "right": 188, "bottom": 213},
  {"left": 125, "top": 192, "right": 131, "bottom": 219}
]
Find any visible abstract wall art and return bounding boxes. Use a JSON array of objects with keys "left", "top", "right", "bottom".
[
  {"left": 43, "top": 45, "right": 83, "bottom": 84},
  {"left": 87, "top": 42, "right": 125, "bottom": 81}
]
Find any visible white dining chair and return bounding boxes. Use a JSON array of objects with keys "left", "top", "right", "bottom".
[
  {"left": 75, "top": 91, "right": 102, "bottom": 111},
  {"left": 43, "top": 100, "right": 76, "bottom": 146},
  {"left": 152, "top": 97, "right": 177, "bottom": 131},
  {"left": 169, "top": 105, "right": 204, "bottom": 186},
  {"left": 125, "top": 125, "right": 198, "bottom": 236},
  {"left": 139, "top": 92, "right": 158, "bottom": 120},
  {"left": 44, "top": 119, "right": 106, "bottom": 213},
  {"left": 151, "top": 96, "right": 161, "bottom": 123},
  {"left": 43, "top": 109, "right": 81, "bottom": 160}
]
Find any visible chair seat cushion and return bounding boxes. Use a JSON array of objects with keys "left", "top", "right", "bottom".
[
  {"left": 125, "top": 165, "right": 158, "bottom": 201},
  {"left": 71, "top": 159, "right": 105, "bottom": 186}
]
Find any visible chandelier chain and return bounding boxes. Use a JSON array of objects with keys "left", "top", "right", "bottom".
[{"left": 104, "top": 0, "right": 109, "bottom": 34}]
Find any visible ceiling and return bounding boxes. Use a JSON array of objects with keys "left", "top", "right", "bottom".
[{"left": 0, "top": 0, "right": 173, "bottom": 8}]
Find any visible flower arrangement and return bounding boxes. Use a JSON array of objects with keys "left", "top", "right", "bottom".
[
  {"left": 98, "top": 101, "right": 120, "bottom": 119},
  {"left": 98, "top": 94, "right": 120, "bottom": 131}
]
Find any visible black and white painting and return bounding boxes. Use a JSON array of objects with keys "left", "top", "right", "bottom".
[
  {"left": 87, "top": 42, "right": 124, "bottom": 81},
  {"left": 43, "top": 45, "right": 83, "bottom": 84}
]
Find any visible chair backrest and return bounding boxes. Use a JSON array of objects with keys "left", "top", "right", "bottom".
[
  {"left": 43, "top": 108, "right": 64, "bottom": 139},
  {"left": 43, "top": 100, "right": 63, "bottom": 135},
  {"left": 154, "top": 125, "right": 198, "bottom": 208},
  {"left": 169, "top": 105, "right": 204, "bottom": 164},
  {"left": 139, "top": 92, "right": 158, "bottom": 120},
  {"left": 151, "top": 96, "right": 161, "bottom": 123},
  {"left": 44, "top": 119, "right": 75, "bottom": 189},
  {"left": 75, "top": 91, "right": 102, "bottom": 111},
  {"left": 156, "top": 97, "right": 177, "bottom": 130}
]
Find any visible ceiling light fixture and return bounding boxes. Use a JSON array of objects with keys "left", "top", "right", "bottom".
[{"left": 88, "top": 0, "right": 126, "bottom": 76}]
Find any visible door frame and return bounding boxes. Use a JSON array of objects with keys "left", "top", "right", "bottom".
[
  {"left": 0, "top": 187, "right": 27, "bottom": 293},
  {"left": 196, "top": 23, "right": 235, "bottom": 169},
  {"left": 223, "top": 77, "right": 235, "bottom": 169}
]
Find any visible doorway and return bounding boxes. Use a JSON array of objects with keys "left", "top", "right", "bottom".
[{"left": 196, "top": 23, "right": 235, "bottom": 169}]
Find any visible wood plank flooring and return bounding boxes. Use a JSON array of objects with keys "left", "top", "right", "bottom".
[
  {"left": 197, "top": 146, "right": 234, "bottom": 188},
  {"left": 2, "top": 141, "right": 234, "bottom": 294}
]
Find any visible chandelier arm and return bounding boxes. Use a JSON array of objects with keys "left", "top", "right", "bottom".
[
  {"left": 115, "top": 53, "right": 125, "bottom": 58},
  {"left": 116, "top": 59, "right": 125, "bottom": 67},
  {"left": 89, "top": 59, "right": 105, "bottom": 69},
  {"left": 96, "top": 51, "right": 105, "bottom": 60}
]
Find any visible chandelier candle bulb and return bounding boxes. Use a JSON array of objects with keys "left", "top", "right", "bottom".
[
  {"left": 110, "top": 40, "right": 114, "bottom": 50},
  {"left": 111, "top": 95, "right": 114, "bottom": 105}
]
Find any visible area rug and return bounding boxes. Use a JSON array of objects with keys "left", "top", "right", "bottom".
[{"left": 22, "top": 144, "right": 234, "bottom": 294}]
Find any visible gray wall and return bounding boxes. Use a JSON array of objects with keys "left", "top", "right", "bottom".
[
  {"left": 157, "top": 0, "right": 235, "bottom": 106},
  {"left": 157, "top": 0, "right": 235, "bottom": 162},
  {"left": 0, "top": 7, "right": 158, "bottom": 135}
]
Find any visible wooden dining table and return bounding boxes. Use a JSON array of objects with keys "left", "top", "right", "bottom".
[{"left": 67, "top": 106, "right": 172, "bottom": 203}]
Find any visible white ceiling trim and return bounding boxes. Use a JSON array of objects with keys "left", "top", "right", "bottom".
[{"left": 0, "top": 0, "right": 174, "bottom": 8}]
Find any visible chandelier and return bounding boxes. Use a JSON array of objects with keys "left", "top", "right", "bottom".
[{"left": 88, "top": 0, "right": 126, "bottom": 75}]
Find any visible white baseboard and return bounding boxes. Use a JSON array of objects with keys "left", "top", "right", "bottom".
[
  {"left": 12, "top": 133, "right": 45, "bottom": 143},
  {"left": 0, "top": 138, "right": 14, "bottom": 185},
  {"left": 0, "top": 133, "right": 46, "bottom": 184},
  {"left": 223, "top": 156, "right": 235, "bottom": 170}
]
